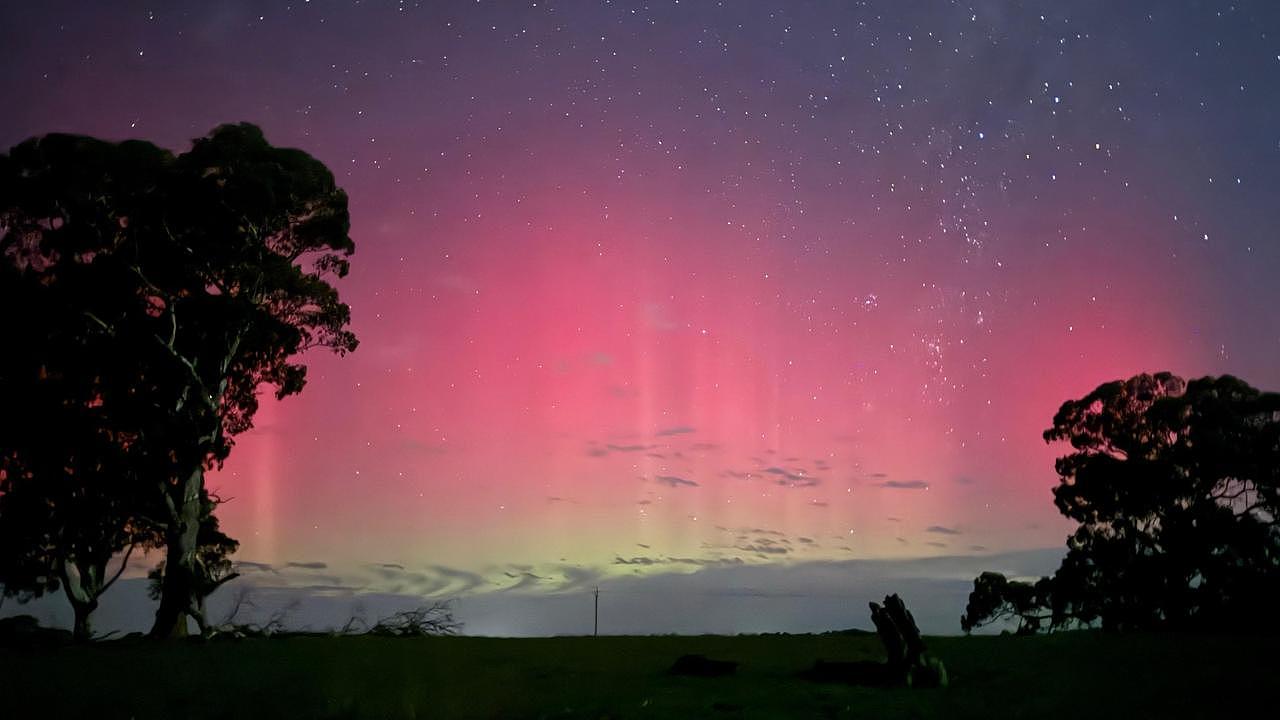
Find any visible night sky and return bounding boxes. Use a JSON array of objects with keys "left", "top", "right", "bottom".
[{"left": 3, "top": 0, "right": 1279, "bottom": 634}]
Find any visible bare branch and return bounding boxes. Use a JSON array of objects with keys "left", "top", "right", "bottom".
[
  {"left": 100, "top": 543, "right": 136, "bottom": 594},
  {"left": 368, "top": 601, "right": 462, "bottom": 637}
]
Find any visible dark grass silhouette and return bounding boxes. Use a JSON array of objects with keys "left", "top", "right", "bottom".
[
  {"left": 2, "top": 631, "right": 1275, "bottom": 719},
  {"left": 670, "top": 653, "right": 738, "bottom": 677}
]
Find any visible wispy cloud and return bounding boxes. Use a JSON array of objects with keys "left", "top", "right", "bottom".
[
  {"left": 926, "top": 525, "right": 961, "bottom": 535},
  {"left": 501, "top": 572, "right": 549, "bottom": 592},
  {"left": 608, "top": 443, "right": 655, "bottom": 452},
  {"left": 668, "top": 556, "right": 744, "bottom": 567},
  {"left": 586, "top": 440, "right": 662, "bottom": 457},
  {"left": 763, "top": 467, "right": 820, "bottom": 487},
  {"left": 556, "top": 565, "right": 602, "bottom": 591},
  {"left": 26, "top": 550, "right": 1069, "bottom": 637},
  {"left": 616, "top": 555, "right": 745, "bottom": 567},
  {"left": 655, "top": 475, "right": 699, "bottom": 488},
  {"left": 879, "top": 480, "right": 929, "bottom": 490},
  {"left": 614, "top": 556, "right": 660, "bottom": 566},
  {"left": 736, "top": 537, "right": 790, "bottom": 556},
  {"left": 655, "top": 425, "right": 695, "bottom": 437},
  {"left": 295, "top": 584, "right": 357, "bottom": 595},
  {"left": 285, "top": 561, "right": 329, "bottom": 570},
  {"left": 428, "top": 565, "right": 488, "bottom": 594},
  {"left": 717, "top": 526, "right": 787, "bottom": 537},
  {"left": 737, "top": 544, "right": 790, "bottom": 555}
]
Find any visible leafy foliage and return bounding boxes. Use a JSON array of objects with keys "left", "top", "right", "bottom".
[
  {"left": 963, "top": 372, "right": 1280, "bottom": 632},
  {"left": 960, "top": 572, "right": 1057, "bottom": 634},
  {"left": 0, "top": 190, "right": 164, "bottom": 639},
  {"left": 0, "top": 123, "right": 356, "bottom": 638}
]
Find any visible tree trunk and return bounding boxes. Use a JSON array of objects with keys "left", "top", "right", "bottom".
[
  {"left": 149, "top": 465, "right": 203, "bottom": 639},
  {"left": 192, "top": 593, "right": 210, "bottom": 636},
  {"left": 60, "top": 559, "right": 104, "bottom": 643},
  {"left": 71, "top": 598, "right": 98, "bottom": 643}
]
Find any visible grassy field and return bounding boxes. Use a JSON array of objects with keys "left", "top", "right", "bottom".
[{"left": 2, "top": 631, "right": 1273, "bottom": 719}]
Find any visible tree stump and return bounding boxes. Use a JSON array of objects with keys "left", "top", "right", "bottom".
[
  {"left": 871, "top": 593, "right": 929, "bottom": 673},
  {"left": 806, "top": 593, "right": 948, "bottom": 688},
  {"left": 872, "top": 594, "right": 946, "bottom": 687}
]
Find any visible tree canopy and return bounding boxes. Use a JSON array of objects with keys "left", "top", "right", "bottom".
[
  {"left": 0, "top": 123, "right": 356, "bottom": 638},
  {"left": 0, "top": 195, "right": 163, "bottom": 641},
  {"left": 963, "top": 372, "right": 1280, "bottom": 633}
]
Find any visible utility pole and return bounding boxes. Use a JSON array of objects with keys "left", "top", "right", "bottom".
[{"left": 593, "top": 586, "right": 599, "bottom": 637}]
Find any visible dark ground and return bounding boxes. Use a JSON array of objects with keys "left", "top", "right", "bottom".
[{"left": 1, "top": 631, "right": 1272, "bottom": 719}]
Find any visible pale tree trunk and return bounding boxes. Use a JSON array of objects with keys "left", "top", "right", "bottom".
[
  {"left": 71, "top": 597, "right": 98, "bottom": 643},
  {"left": 60, "top": 559, "right": 103, "bottom": 643},
  {"left": 148, "top": 330, "right": 241, "bottom": 639},
  {"left": 150, "top": 465, "right": 203, "bottom": 639}
]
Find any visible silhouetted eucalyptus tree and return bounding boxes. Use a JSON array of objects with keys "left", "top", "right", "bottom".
[
  {"left": 963, "top": 372, "right": 1280, "bottom": 632},
  {"left": 959, "top": 572, "right": 1057, "bottom": 635},
  {"left": 0, "top": 444, "right": 158, "bottom": 642},
  {"left": 0, "top": 201, "right": 164, "bottom": 641},
  {"left": 0, "top": 124, "right": 356, "bottom": 638}
]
